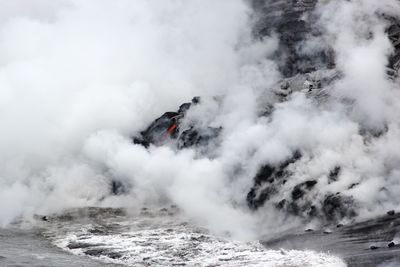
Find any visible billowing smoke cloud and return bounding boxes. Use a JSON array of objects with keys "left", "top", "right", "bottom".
[{"left": 1, "top": 0, "right": 400, "bottom": 243}]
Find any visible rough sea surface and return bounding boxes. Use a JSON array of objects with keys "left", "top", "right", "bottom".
[
  {"left": 1, "top": 1, "right": 400, "bottom": 267},
  {"left": 0, "top": 207, "right": 346, "bottom": 267}
]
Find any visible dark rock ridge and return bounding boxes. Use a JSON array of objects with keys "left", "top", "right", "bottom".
[
  {"left": 248, "top": 0, "right": 400, "bottom": 223},
  {"left": 246, "top": 151, "right": 302, "bottom": 210},
  {"left": 252, "top": 0, "right": 334, "bottom": 77},
  {"left": 387, "top": 16, "right": 400, "bottom": 73},
  {"left": 133, "top": 96, "right": 221, "bottom": 150},
  {"left": 129, "top": 1, "right": 400, "bottom": 225},
  {"left": 246, "top": 150, "right": 357, "bottom": 223},
  {"left": 253, "top": 0, "right": 400, "bottom": 78},
  {"left": 133, "top": 95, "right": 358, "bottom": 222}
]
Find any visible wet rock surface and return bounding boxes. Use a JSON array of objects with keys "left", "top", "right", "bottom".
[{"left": 263, "top": 212, "right": 400, "bottom": 267}]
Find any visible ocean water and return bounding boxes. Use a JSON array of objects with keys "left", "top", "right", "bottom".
[
  {"left": 0, "top": 207, "right": 346, "bottom": 267},
  {"left": 1, "top": 1, "right": 400, "bottom": 267}
]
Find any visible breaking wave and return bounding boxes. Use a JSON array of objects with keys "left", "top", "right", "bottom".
[{"left": 42, "top": 207, "right": 345, "bottom": 267}]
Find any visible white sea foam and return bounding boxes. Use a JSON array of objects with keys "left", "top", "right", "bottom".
[{"left": 47, "top": 209, "right": 346, "bottom": 267}]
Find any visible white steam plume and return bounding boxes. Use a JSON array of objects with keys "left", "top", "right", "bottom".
[
  {"left": 0, "top": 0, "right": 278, "bottom": 239},
  {"left": 1, "top": 0, "right": 400, "bottom": 243}
]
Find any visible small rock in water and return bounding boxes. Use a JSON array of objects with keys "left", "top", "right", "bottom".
[
  {"left": 305, "top": 228, "right": 314, "bottom": 232},
  {"left": 88, "top": 228, "right": 106, "bottom": 234},
  {"left": 336, "top": 224, "right": 344, "bottom": 228},
  {"left": 323, "top": 229, "right": 332, "bottom": 234},
  {"left": 85, "top": 248, "right": 106, "bottom": 256},
  {"left": 387, "top": 210, "right": 395, "bottom": 216},
  {"left": 370, "top": 245, "right": 379, "bottom": 250},
  {"left": 388, "top": 241, "right": 396, "bottom": 248},
  {"left": 140, "top": 207, "right": 151, "bottom": 215},
  {"left": 67, "top": 242, "right": 96, "bottom": 250}
]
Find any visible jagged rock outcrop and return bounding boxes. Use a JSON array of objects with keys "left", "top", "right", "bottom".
[
  {"left": 246, "top": 150, "right": 356, "bottom": 223},
  {"left": 133, "top": 96, "right": 221, "bottom": 151},
  {"left": 131, "top": 0, "right": 400, "bottom": 224},
  {"left": 387, "top": 17, "right": 400, "bottom": 74},
  {"left": 252, "top": 0, "right": 334, "bottom": 77},
  {"left": 177, "top": 126, "right": 222, "bottom": 150},
  {"left": 246, "top": 151, "right": 302, "bottom": 210},
  {"left": 253, "top": 0, "right": 400, "bottom": 78},
  {"left": 133, "top": 97, "right": 198, "bottom": 147}
]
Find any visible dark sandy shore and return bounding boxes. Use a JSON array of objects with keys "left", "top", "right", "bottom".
[{"left": 263, "top": 213, "right": 400, "bottom": 267}]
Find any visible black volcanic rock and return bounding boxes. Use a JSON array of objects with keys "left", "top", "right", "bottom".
[
  {"left": 328, "top": 166, "right": 341, "bottom": 183},
  {"left": 246, "top": 151, "right": 302, "bottom": 210},
  {"left": 322, "top": 193, "right": 357, "bottom": 222},
  {"left": 133, "top": 97, "right": 221, "bottom": 151},
  {"left": 177, "top": 126, "right": 221, "bottom": 149},
  {"left": 246, "top": 152, "right": 357, "bottom": 222},
  {"left": 252, "top": 1, "right": 400, "bottom": 79},
  {"left": 110, "top": 180, "right": 129, "bottom": 195},
  {"left": 387, "top": 210, "right": 395, "bottom": 216},
  {"left": 387, "top": 18, "right": 400, "bottom": 73},
  {"left": 291, "top": 180, "right": 317, "bottom": 200},
  {"left": 252, "top": 0, "right": 334, "bottom": 77},
  {"left": 130, "top": 0, "right": 400, "bottom": 227},
  {"left": 136, "top": 111, "right": 181, "bottom": 146},
  {"left": 369, "top": 245, "right": 379, "bottom": 250},
  {"left": 263, "top": 212, "right": 400, "bottom": 267}
]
